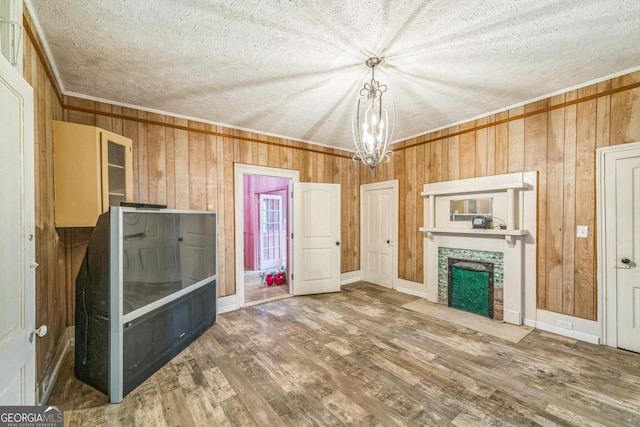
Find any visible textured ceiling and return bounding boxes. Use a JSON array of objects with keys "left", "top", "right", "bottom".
[{"left": 26, "top": 0, "right": 640, "bottom": 151}]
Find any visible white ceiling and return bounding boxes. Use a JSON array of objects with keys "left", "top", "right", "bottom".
[{"left": 26, "top": 0, "right": 640, "bottom": 151}]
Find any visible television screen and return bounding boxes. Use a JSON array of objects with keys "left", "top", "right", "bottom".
[{"left": 120, "top": 210, "right": 217, "bottom": 316}]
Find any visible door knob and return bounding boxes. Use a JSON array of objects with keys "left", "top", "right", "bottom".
[
  {"left": 335, "top": 241, "right": 340, "bottom": 246},
  {"left": 32, "top": 325, "right": 47, "bottom": 338},
  {"left": 615, "top": 258, "right": 634, "bottom": 269},
  {"left": 387, "top": 240, "right": 390, "bottom": 244}
]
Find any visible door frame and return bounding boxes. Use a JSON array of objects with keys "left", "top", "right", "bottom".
[
  {"left": 596, "top": 141, "right": 640, "bottom": 347},
  {"left": 360, "top": 180, "right": 399, "bottom": 289},
  {"left": 234, "top": 164, "right": 299, "bottom": 308}
]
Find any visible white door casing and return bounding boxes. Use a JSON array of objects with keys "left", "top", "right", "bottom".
[
  {"left": 0, "top": 54, "right": 36, "bottom": 404},
  {"left": 360, "top": 181, "right": 398, "bottom": 289},
  {"left": 598, "top": 141, "right": 640, "bottom": 351},
  {"left": 293, "top": 183, "right": 341, "bottom": 295},
  {"left": 234, "top": 164, "right": 298, "bottom": 308}
]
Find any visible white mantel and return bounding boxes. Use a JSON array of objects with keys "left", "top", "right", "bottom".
[{"left": 421, "top": 172, "right": 538, "bottom": 325}]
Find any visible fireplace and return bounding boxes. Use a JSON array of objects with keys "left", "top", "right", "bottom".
[
  {"left": 422, "top": 171, "right": 538, "bottom": 325},
  {"left": 448, "top": 258, "right": 494, "bottom": 318}
]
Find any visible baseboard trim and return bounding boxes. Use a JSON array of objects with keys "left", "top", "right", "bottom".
[
  {"left": 218, "top": 295, "right": 237, "bottom": 314},
  {"left": 395, "top": 279, "right": 428, "bottom": 299},
  {"left": 503, "top": 309, "right": 522, "bottom": 326},
  {"left": 531, "top": 309, "right": 600, "bottom": 344},
  {"left": 396, "top": 287, "right": 429, "bottom": 299},
  {"left": 341, "top": 271, "right": 361, "bottom": 286},
  {"left": 68, "top": 325, "right": 75, "bottom": 348},
  {"left": 36, "top": 328, "right": 71, "bottom": 405},
  {"left": 532, "top": 320, "right": 600, "bottom": 344}
]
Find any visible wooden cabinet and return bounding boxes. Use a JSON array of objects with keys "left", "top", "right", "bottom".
[{"left": 53, "top": 121, "right": 133, "bottom": 227}]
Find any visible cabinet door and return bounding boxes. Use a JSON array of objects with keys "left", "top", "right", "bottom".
[
  {"left": 53, "top": 121, "right": 133, "bottom": 227},
  {"left": 100, "top": 130, "right": 133, "bottom": 210},
  {"left": 53, "top": 121, "right": 103, "bottom": 227}
]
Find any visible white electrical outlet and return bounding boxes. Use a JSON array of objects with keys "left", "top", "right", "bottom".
[
  {"left": 576, "top": 225, "right": 589, "bottom": 238},
  {"left": 556, "top": 320, "right": 573, "bottom": 330}
]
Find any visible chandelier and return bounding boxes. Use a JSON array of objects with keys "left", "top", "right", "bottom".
[{"left": 352, "top": 56, "right": 395, "bottom": 175}]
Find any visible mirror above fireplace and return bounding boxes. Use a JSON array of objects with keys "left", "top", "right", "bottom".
[{"left": 449, "top": 197, "right": 493, "bottom": 221}]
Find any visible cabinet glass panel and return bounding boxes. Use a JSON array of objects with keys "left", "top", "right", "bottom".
[
  {"left": 108, "top": 140, "right": 126, "bottom": 167},
  {"left": 108, "top": 141, "right": 126, "bottom": 207},
  {"left": 109, "top": 193, "right": 126, "bottom": 208},
  {"left": 108, "top": 165, "right": 126, "bottom": 194}
]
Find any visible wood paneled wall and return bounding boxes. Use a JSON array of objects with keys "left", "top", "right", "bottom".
[
  {"left": 367, "top": 71, "right": 640, "bottom": 321},
  {"left": 23, "top": 11, "right": 65, "bottom": 390},
  {"left": 61, "top": 96, "right": 362, "bottom": 314}
]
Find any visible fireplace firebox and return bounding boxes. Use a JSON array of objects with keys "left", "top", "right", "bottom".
[{"left": 448, "top": 258, "right": 494, "bottom": 318}]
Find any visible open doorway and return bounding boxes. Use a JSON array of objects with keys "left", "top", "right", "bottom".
[
  {"left": 243, "top": 174, "right": 290, "bottom": 305},
  {"left": 234, "top": 164, "right": 300, "bottom": 308}
]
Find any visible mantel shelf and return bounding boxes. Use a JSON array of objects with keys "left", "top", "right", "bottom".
[
  {"left": 421, "top": 182, "right": 530, "bottom": 197},
  {"left": 419, "top": 227, "right": 528, "bottom": 237}
]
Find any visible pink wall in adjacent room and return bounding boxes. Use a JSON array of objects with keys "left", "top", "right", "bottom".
[{"left": 243, "top": 175, "right": 290, "bottom": 271}]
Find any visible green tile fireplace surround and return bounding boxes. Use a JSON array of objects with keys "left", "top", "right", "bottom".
[{"left": 438, "top": 247, "right": 504, "bottom": 319}]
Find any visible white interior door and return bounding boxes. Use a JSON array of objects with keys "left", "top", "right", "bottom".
[
  {"left": 0, "top": 54, "right": 36, "bottom": 404},
  {"left": 615, "top": 156, "right": 640, "bottom": 352},
  {"left": 361, "top": 182, "right": 397, "bottom": 288},
  {"left": 293, "top": 183, "right": 341, "bottom": 295}
]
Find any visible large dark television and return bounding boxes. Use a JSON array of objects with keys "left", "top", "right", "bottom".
[{"left": 75, "top": 206, "right": 218, "bottom": 403}]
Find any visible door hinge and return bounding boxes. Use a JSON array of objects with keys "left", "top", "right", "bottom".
[{"left": 291, "top": 233, "right": 293, "bottom": 239}]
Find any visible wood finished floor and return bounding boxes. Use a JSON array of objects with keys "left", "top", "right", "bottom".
[
  {"left": 49, "top": 282, "right": 640, "bottom": 426},
  {"left": 244, "top": 270, "right": 290, "bottom": 305}
]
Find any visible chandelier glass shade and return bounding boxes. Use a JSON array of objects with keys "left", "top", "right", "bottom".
[{"left": 352, "top": 57, "right": 395, "bottom": 175}]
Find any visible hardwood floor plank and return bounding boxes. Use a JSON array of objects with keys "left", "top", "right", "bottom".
[
  {"left": 215, "top": 353, "right": 287, "bottom": 426},
  {"left": 132, "top": 380, "right": 167, "bottom": 427},
  {"left": 46, "top": 351, "right": 79, "bottom": 413},
  {"left": 219, "top": 396, "right": 259, "bottom": 427},
  {"left": 545, "top": 404, "right": 607, "bottom": 427},
  {"left": 161, "top": 389, "right": 197, "bottom": 427}
]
